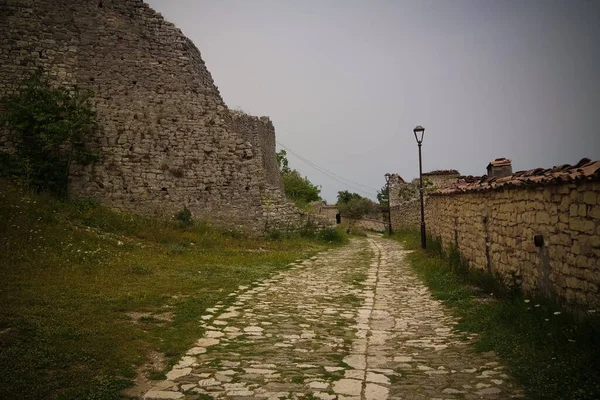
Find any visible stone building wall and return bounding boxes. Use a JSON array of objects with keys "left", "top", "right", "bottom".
[
  {"left": 422, "top": 170, "right": 461, "bottom": 189},
  {"left": 387, "top": 174, "right": 407, "bottom": 208},
  {"left": 391, "top": 159, "right": 600, "bottom": 309},
  {"left": 0, "top": 0, "right": 310, "bottom": 233},
  {"left": 307, "top": 202, "right": 339, "bottom": 224}
]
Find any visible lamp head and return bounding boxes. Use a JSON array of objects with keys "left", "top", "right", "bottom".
[{"left": 413, "top": 125, "right": 425, "bottom": 144}]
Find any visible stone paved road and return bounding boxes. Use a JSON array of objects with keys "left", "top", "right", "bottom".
[{"left": 144, "top": 236, "right": 524, "bottom": 400}]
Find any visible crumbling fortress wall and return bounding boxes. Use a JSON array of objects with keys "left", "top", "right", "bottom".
[
  {"left": 228, "top": 111, "right": 284, "bottom": 192},
  {"left": 228, "top": 111, "right": 324, "bottom": 231},
  {"left": 390, "top": 158, "right": 600, "bottom": 309},
  {"left": 0, "top": 0, "right": 319, "bottom": 233}
]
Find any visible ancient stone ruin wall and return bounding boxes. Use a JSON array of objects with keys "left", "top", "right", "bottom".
[
  {"left": 388, "top": 173, "right": 424, "bottom": 231},
  {"left": 0, "top": 0, "right": 311, "bottom": 233},
  {"left": 387, "top": 174, "right": 406, "bottom": 208},
  {"left": 307, "top": 202, "right": 338, "bottom": 224},
  {"left": 422, "top": 170, "right": 460, "bottom": 189},
  {"left": 228, "top": 111, "right": 284, "bottom": 192},
  {"left": 391, "top": 159, "right": 600, "bottom": 309},
  {"left": 228, "top": 111, "right": 329, "bottom": 232}
]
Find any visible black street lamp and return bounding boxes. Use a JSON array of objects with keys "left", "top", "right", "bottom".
[
  {"left": 384, "top": 173, "right": 392, "bottom": 236},
  {"left": 413, "top": 125, "right": 426, "bottom": 249}
]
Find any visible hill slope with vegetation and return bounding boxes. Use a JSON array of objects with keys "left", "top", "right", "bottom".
[{"left": 0, "top": 181, "right": 344, "bottom": 399}]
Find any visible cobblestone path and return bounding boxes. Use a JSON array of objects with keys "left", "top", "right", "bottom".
[{"left": 144, "top": 236, "right": 523, "bottom": 400}]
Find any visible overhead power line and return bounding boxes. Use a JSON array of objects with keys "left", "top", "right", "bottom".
[
  {"left": 276, "top": 141, "right": 378, "bottom": 197},
  {"left": 277, "top": 141, "right": 378, "bottom": 191}
]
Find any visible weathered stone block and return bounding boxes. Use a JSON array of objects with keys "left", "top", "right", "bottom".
[
  {"left": 536, "top": 212, "right": 550, "bottom": 224},
  {"left": 569, "top": 218, "right": 596, "bottom": 234},
  {"left": 583, "top": 191, "right": 597, "bottom": 205},
  {"left": 570, "top": 203, "right": 579, "bottom": 217}
]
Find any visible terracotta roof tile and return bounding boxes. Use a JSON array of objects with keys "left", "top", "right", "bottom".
[
  {"left": 434, "top": 158, "right": 600, "bottom": 195},
  {"left": 487, "top": 157, "right": 512, "bottom": 167}
]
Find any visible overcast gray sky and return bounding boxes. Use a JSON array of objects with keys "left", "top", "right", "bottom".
[{"left": 147, "top": 0, "right": 600, "bottom": 203}]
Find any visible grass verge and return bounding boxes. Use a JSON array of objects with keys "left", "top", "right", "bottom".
[
  {"left": 391, "top": 229, "right": 600, "bottom": 400},
  {"left": 0, "top": 180, "right": 344, "bottom": 400}
]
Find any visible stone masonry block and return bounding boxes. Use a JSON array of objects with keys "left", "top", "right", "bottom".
[
  {"left": 569, "top": 203, "right": 579, "bottom": 217},
  {"left": 583, "top": 191, "right": 597, "bottom": 205},
  {"left": 569, "top": 218, "right": 596, "bottom": 234}
]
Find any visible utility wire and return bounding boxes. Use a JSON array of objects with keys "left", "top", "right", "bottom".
[
  {"left": 276, "top": 140, "right": 377, "bottom": 197},
  {"left": 277, "top": 141, "right": 379, "bottom": 192},
  {"left": 278, "top": 144, "right": 375, "bottom": 198}
]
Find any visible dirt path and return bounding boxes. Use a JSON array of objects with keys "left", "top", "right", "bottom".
[{"left": 143, "top": 236, "right": 523, "bottom": 400}]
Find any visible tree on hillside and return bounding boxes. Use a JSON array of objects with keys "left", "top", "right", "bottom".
[
  {"left": 336, "top": 190, "right": 363, "bottom": 205},
  {"left": 337, "top": 190, "right": 378, "bottom": 219},
  {"left": 276, "top": 149, "right": 290, "bottom": 174},
  {"left": 276, "top": 150, "right": 321, "bottom": 208},
  {"left": 376, "top": 185, "right": 388, "bottom": 206}
]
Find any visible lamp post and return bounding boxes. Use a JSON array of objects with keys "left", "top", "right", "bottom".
[
  {"left": 413, "top": 125, "right": 426, "bottom": 249},
  {"left": 384, "top": 173, "right": 392, "bottom": 236}
]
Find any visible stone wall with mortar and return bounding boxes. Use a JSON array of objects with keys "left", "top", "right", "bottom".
[
  {"left": 387, "top": 174, "right": 407, "bottom": 209},
  {"left": 388, "top": 173, "right": 427, "bottom": 232},
  {"left": 307, "top": 202, "right": 339, "bottom": 225},
  {"left": 389, "top": 163, "right": 600, "bottom": 308},
  {"left": 390, "top": 198, "right": 424, "bottom": 231},
  {"left": 422, "top": 171, "right": 461, "bottom": 189},
  {"left": 0, "top": 0, "right": 310, "bottom": 233},
  {"left": 228, "top": 112, "right": 329, "bottom": 232},
  {"left": 345, "top": 217, "right": 386, "bottom": 233},
  {"left": 229, "top": 110, "right": 284, "bottom": 192},
  {"left": 425, "top": 181, "right": 600, "bottom": 309}
]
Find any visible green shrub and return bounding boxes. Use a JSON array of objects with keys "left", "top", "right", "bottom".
[
  {"left": 0, "top": 71, "right": 98, "bottom": 197},
  {"left": 276, "top": 150, "right": 322, "bottom": 206},
  {"left": 128, "top": 264, "right": 152, "bottom": 275},
  {"left": 175, "top": 206, "right": 192, "bottom": 228},
  {"left": 219, "top": 226, "right": 247, "bottom": 239},
  {"left": 298, "top": 220, "right": 319, "bottom": 239},
  {"left": 348, "top": 228, "right": 368, "bottom": 237},
  {"left": 317, "top": 227, "right": 348, "bottom": 243},
  {"left": 266, "top": 229, "right": 285, "bottom": 241}
]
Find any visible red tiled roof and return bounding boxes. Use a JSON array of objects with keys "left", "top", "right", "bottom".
[
  {"left": 487, "top": 158, "right": 512, "bottom": 168},
  {"left": 433, "top": 158, "right": 600, "bottom": 195}
]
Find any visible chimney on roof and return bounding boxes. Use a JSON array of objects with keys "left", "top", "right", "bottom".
[{"left": 487, "top": 158, "right": 512, "bottom": 178}]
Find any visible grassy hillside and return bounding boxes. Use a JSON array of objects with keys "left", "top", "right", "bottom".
[{"left": 0, "top": 180, "right": 341, "bottom": 399}]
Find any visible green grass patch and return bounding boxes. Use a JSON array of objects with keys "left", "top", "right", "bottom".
[
  {"left": 0, "top": 180, "right": 339, "bottom": 399},
  {"left": 390, "top": 229, "right": 600, "bottom": 400},
  {"left": 338, "top": 294, "right": 361, "bottom": 306},
  {"left": 266, "top": 224, "right": 349, "bottom": 245}
]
